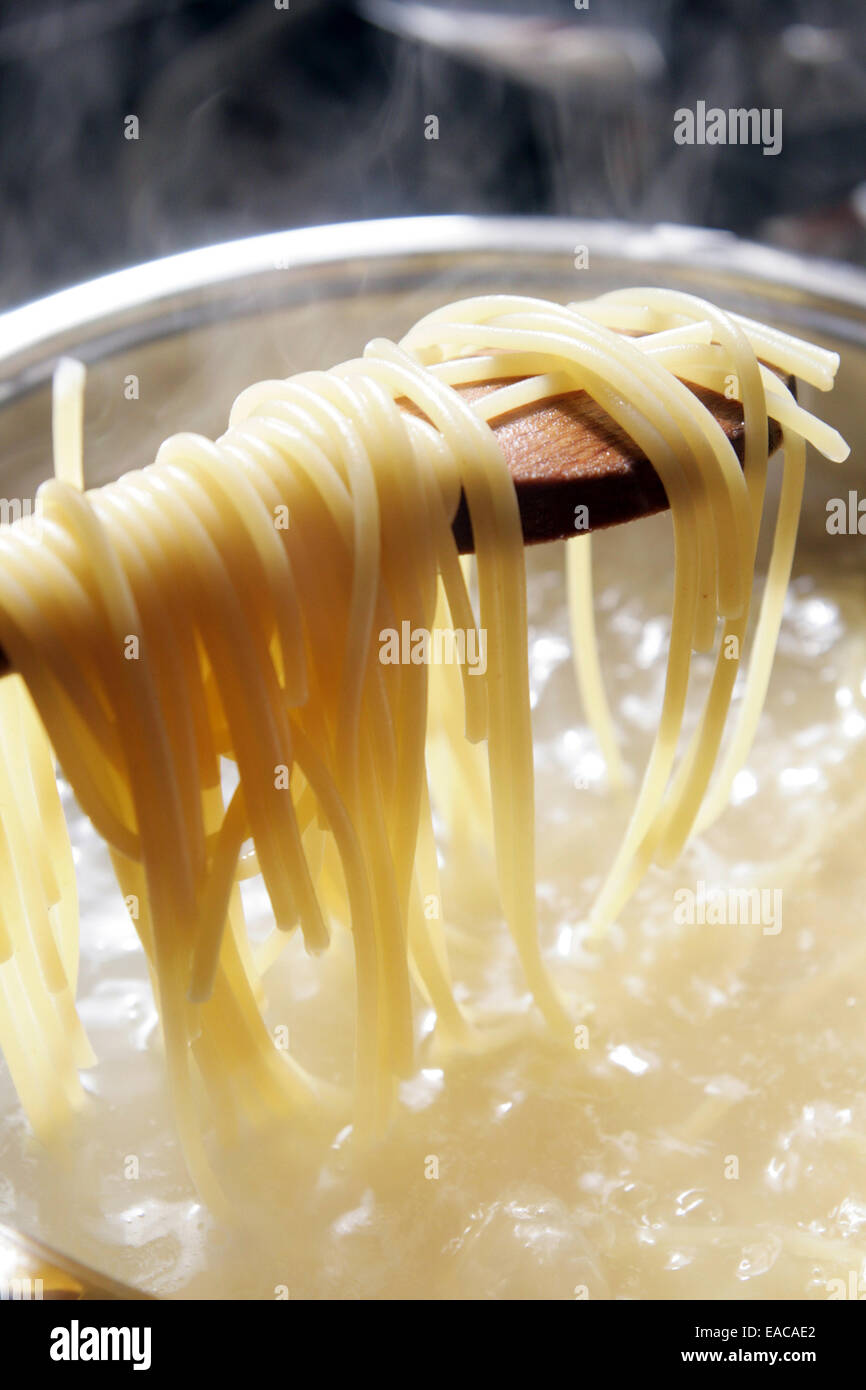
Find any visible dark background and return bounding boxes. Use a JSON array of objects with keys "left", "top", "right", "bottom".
[{"left": 1, "top": 0, "right": 864, "bottom": 310}]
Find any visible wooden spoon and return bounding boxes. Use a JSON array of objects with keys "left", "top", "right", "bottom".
[
  {"left": 442, "top": 373, "right": 786, "bottom": 553},
  {"left": 0, "top": 372, "right": 786, "bottom": 677}
]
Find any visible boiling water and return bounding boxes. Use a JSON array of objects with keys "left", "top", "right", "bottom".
[
  {"left": 0, "top": 287, "right": 864, "bottom": 1300},
  {"left": 1, "top": 508, "right": 865, "bottom": 1300}
]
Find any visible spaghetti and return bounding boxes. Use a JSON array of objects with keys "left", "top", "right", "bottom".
[{"left": 0, "top": 291, "right": 848, "bottom": 1206}]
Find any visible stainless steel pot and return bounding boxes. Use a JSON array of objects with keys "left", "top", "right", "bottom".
[{"left": 0, "top": 216, "right": 863, "bottom": 1300}]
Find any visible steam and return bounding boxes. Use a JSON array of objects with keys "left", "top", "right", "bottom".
[{"left": 0, "top": 0, "right": 862, "bottom": 314}]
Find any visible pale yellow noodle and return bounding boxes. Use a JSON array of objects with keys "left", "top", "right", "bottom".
[{"left": 0, "top": 290, "right": 846, "bottom": 1206}]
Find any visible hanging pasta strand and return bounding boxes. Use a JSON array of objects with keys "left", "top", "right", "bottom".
[{"left": 0, "top": 290, "right": 847, "bottom": 1204}]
